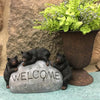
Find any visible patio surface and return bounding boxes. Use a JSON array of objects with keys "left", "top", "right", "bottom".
[{"left": 0, "top": 72, "right": 100, "bottom": 100}]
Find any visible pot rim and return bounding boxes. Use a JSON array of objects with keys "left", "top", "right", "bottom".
[{"left": 59, "top": 29, "right": 100, "bottom": 33}]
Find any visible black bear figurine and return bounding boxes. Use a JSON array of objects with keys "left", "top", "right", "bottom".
[
  {"left": 37, "top": 47, "right": 51, "bottom": 66},
  {"left": 53, "top": 53, "right": 72, "bottom": 90},
  {"left": 21, "top": 47, "right": 50, "bottom": 66},
  {"left": 4, "top": 56, "right": 20, "bottom": 88},
  {"left": 21, "top": 48, "right": 37, "bottom": 66}
]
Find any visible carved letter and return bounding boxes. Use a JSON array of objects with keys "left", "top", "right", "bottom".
[
  {"left": 27, "top": 71, "right": 33, "bottom": 80},
  {"left": 54, "top": 72, "right": 60, "bottom": 80},
  {"left": 12, "top": 73, "right": 20, "bottom": 81},
  {"left": 33, "top": 70, "right": 39, "bottom": 79},
  {"left": 21, "top": 72, "right": 26, "bottom": 80},
  {"left": 40, "top": 70, "right": 47, "bottom": 81},
  {"left": 12, "top": 75, "right": 16, "bottom": 81},
  {"left": 48, "top": 71, "right": 54, "bottom": 79}
]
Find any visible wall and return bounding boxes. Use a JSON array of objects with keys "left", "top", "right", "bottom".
[
  {"left": 0, "top": 0, "right": 3, "bottom": 66},
  {"left": 7, "top": 0, "right": 64, "bottom": 60},
  {"left": 0, "top": 0, "right": 3, "bottom": 31},
  {"left": 0, "top": 0, "right": 10, "bottom": 75}
]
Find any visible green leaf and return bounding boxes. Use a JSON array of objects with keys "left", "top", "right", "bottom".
[
  {"left": 63, "top": 25, "right": 69, "bottom": 32},
  {"left": 80, "top": 25, "right": 91, "bottom": 34},
  {"left": 57, "top": 16, "right": 66, "bottom": 26},
  {"left": 33, "top": 26, "right": 42, "bottom": 29},
  {"left": 33, "top": 0, "right": 100, "bottom": 34},
  {"left": 74, "top": 21, "right": 83, "bottom": 29}
]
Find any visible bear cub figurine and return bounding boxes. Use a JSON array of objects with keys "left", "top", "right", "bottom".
[
  {"left": 4, "top": 56, "right": 20, "bottom": 88},
  {"left": 53, "top": 53, "right": 72, "bottom": 90},
  {"left": 21, "top": 47, "right": 50, "bottom": 66}
]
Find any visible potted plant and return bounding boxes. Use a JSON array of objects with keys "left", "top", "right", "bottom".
[{"left": 33, "top": 0, "right": 100, "bottom": 86}]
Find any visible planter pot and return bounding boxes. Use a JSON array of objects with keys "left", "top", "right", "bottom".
[{"left": 61, "top": 30, "right": 99, "bottom": 86}]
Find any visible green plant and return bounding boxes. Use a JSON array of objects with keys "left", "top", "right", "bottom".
[{"left": 33, "top": 0, "right": 100, "bottom": 34}]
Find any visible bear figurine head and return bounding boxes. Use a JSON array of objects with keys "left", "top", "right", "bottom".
[{"left": 7, "top": 56, "right": 19, "bottom": 67}]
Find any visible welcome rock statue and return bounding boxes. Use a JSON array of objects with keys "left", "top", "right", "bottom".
[{"left": 9, "top": 61, "right": 63, "bottom": 93}]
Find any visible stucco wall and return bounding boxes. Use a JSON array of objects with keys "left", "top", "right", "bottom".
[
  {"left": 0, "top": 0, "right": 10, "bottom": 74},
  {"left": 7, "top": 0, "right": 64, "bottom": 60},
  {"left": 0, "top": 0, "right": 3, "bottom": 66},
  {"left": 0, "top": 0, "right": 3, "bottom": 31},
  {"left": 90, "top": 31, "right": 100, "bottom": 64}
]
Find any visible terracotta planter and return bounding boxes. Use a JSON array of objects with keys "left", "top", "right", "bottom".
[{"left": 61, "top": 30, "right": 99, "bottom": 86}]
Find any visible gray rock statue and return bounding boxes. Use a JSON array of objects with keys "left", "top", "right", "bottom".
[{"left": 9, "top": 61, "right": 63, "bottom": 93}]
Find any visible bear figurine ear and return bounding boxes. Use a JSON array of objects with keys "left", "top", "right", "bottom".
[
  {"left": 7, "top": 58, "right": 10, "bottom": 61},
  {"left": 62, "top": 54, "right": 65, "bottom": 58},
  {"left": 57, "top": 52, "right": 60, "bottom": 56},
  {"left": 27, "top": 52, "right": 30, "bottom": 55},
  {"left": 21, "top": 51, "right": 23, "bottom": 54},
  {"left": 15, "top": 56, "right": 18, "bottom": 59}
]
